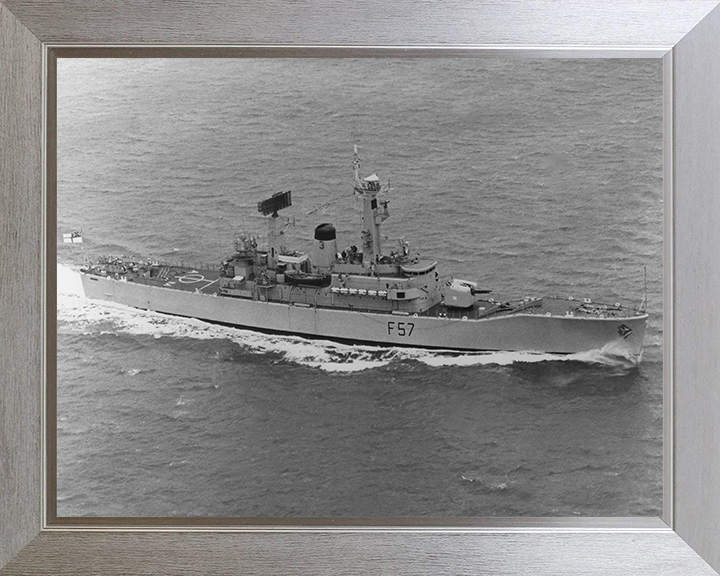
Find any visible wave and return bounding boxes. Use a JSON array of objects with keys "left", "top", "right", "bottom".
[{"left": 57, "top": 264, "right": 639, "bottom": 373}]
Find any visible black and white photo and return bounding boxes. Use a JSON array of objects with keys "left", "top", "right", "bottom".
[{"left": 57, "top": 58, "right": 663, "bottom": 518}]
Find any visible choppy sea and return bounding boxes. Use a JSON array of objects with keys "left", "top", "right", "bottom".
[{"left": 57, "top": 58, "right": 663, "bottom": 517}]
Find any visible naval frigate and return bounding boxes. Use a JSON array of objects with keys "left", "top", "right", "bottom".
[{"left": 79, "top": 148, "right": 648, "bottom": 359}]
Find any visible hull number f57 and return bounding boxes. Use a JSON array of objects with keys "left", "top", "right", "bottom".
[{"left": 388, "top": 321, "right": 415, "bottom": 336}]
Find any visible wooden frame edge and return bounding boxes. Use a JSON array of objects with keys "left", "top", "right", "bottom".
[
  {"left": 2, "top": 1, "right": 720, "bottom": 574},
  {"left": 2, "top": 530, "right": 718, "bottom": 576},
  {"left": 670, "top": 2, "right": 720, "bottom": 570},
  {"left": 0, "top": 1, "right": 43, "bottom": 569}
]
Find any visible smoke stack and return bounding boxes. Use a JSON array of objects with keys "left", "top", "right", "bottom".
[{"left": 313, "top": 223, "right": 337, "bottom": 269}]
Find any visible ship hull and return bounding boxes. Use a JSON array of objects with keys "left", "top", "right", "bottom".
[{"left": 81, "top": 274, "right": 647, "bottom": 358}]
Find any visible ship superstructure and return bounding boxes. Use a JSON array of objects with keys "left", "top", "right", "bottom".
[{"left": 79, "top": 149, "right": 648, "bottom": 358}]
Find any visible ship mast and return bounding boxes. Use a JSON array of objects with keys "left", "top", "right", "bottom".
[
  {"left": 257, "top": 190, "right": 292, "bottom": 269},
  {"left": 353, "top": 146, "right": 389, "bottom": 267}
]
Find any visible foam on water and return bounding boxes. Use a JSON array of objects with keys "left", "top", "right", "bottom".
[
  {"left": 58, "top": 262, "right": 85, "bottom": 297},
  {"left": 58, "top": 264, "right": 637, "bottom": 373}
]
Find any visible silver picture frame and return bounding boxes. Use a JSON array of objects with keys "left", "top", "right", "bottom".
[{"left": 2, "top": 1, "right": 720, "bottom": 574}]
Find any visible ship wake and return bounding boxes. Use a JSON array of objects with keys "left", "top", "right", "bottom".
[{"left": 58, "top": 264, "right": 639, "bottom": 373}]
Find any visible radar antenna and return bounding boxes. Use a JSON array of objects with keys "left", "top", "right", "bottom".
[
  {"left": 353, "top": 146, "right": 391, "bottom": 198},
  {"left": 639, "top": 265, "right": 648, "bottom": 313},
  {"left": 258, "top": 190, "right": 292, "bottom": 217},
  {"left": 257, "top": 190, "right": 292, "bottom": 269},
  {"left": 353, "top": 144, "right": 361, "bottom": 185}
]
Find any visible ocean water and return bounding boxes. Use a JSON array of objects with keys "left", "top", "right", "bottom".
[{"left": 56, "top": 58, "right": 663, "bottom": 518}]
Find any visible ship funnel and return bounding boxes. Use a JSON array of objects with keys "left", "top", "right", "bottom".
[{"left": 313, "top": 223, "right": 337, "bottom": 269}]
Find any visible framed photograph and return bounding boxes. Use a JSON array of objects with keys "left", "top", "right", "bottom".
[{"left": 2, "top": 2, "right": 720, "bottom": 575}]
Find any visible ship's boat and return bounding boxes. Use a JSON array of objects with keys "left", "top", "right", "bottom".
[
  {"left": 78, "top": 147, "right": 649, "bottom": 359},
  {"left": 284, "top": 271, "right": 332, "bottom": 287}
]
